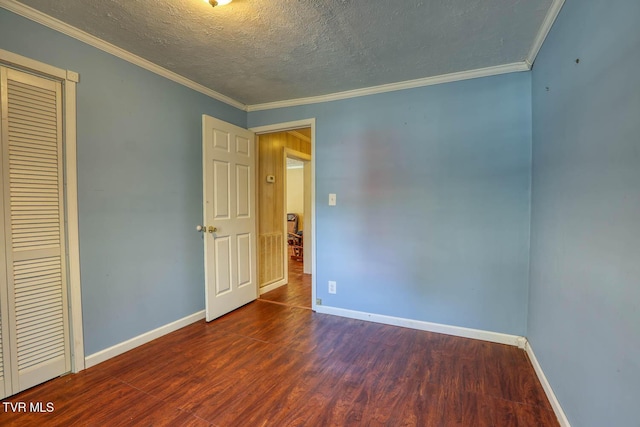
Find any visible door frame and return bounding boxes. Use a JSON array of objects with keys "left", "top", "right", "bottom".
[
  {"left": 0, "top": 49, "right": 84, "bottom": 372},
  {"left": 250, "top": 119, "right": 317, "bottom": 311},
  {"left": 283, "top": 148, "right": 311, "bottom": 280}
]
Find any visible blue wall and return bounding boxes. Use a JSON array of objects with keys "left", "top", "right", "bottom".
[
  {"left": 250, "top": 73, "right": 533, "bottom": 335},
  {"left": 0, "top": 9, "right": 245, "bottom": 355},
  {"left": 529, "top": 0, "right": 640, "bottom": 425},
  {"left": 3, "top": 2, "right": 638, "bottom": 422}
]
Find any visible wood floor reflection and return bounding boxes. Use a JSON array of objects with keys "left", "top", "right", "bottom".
[
  {"left": 1, "top": 301, "right": 559, "bottom": 426},
  {"left": 1, "top": 263, "right": 559, "bottom": 426}
]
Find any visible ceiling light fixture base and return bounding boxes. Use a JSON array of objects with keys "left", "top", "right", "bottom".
[{"left": 207, "top": 0, "right": 232, "bottom": 7}]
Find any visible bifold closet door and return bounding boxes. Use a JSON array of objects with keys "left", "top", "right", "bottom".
[{"left": 0, "top": 66, "right": 70, "bottom": 397}]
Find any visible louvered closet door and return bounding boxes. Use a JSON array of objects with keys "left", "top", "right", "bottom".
[
  {"left": 0, "top": 281, "right": 8, "bottom": 398},
  {"left": 0, "top": 66, "right": 70, "bottom": 395}
]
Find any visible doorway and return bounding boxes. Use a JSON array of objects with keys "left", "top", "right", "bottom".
[
  {"left": 251, "top": 120, "right": 315, "bottom": 310},
  {"left": 261, "top": 151, "right": 311, "bottom": 308}
]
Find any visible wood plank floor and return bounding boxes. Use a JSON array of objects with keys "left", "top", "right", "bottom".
[
  {"left": 1, "top": 300, "right": 558, "bottom": 426},
  {"left": 259, "top": 260, "right": 311, "bottom": 308}
]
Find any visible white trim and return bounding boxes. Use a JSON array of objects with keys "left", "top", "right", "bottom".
[
  {"left": 0, "top": 48, "right": 67, "bottom": 79},
  {"left": 308, "top": 121, "right": 317, "bottom": 309},
  {"left": 524, "top": 340, "right": 571, "bottom": 427},
  {"left": 0, "top": 0, "right": 246, "bottom": 111},
  {"left": 302, "top": 157, "right": 312, "bottom": 275},
  {"left": 250, "top": 119, "right": 316, "bottom": 135},
  {"left": 525, "top": 0, "right": 566, "bottom": 67},
  {"left": 250, "top": 119, "right": 317, "bottom": 311},
  {"left": 315, "top": 305, "right": 524, "bottom": 347},
  {"left": 1, "top": 0, "right": 555, "bottom": 112},
  {"left": 2, "top": 0, "right": 562, "bottom": 112},
  {"left": 66, "top": 70, "right": 79, "bottom": 83},
  {"left": 246, "top": 62, "right": 530, "bottom": 112},
  {"left": 63, "top": 78, "right": 85, "bottom": 372},
  {"left": 85, "top": 310, "right": 205, "bottom": 368},
  {"left": 259, "top": 280, "right": 286, "bottom": 295},
  {"left": 283, "top": 147, "right": 311, "bottom": 282}
]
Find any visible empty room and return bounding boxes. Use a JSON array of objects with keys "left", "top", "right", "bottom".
[{"left": 0, "top": 0, "right": 638, "bottom": 425}]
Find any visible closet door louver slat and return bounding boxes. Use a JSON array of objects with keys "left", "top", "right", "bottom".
[
  {"left": 0, "top": 315, "right": 5, "bottom": 397},
  {"left": 1, "top": 67, "right": 70, "bottom": 395}
]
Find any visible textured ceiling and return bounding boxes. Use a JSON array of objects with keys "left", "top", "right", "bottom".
[{"left": 14, "top": 0, "right": 554, "bottom": 106}]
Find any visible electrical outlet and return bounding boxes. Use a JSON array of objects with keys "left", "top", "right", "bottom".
[
  {"left": 328, "top": 281, "right": 337, "bottom": 294},
  {"left": 316, "top": 298, "right": 322, "bottom": 306}
]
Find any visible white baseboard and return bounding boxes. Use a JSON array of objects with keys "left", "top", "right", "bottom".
[
  {"left": 524, "top": 340, "right": 571, "bottom": 427},
  {"left": 314, "top": 305, "right": 524, "bottom": 347},
  {"left": 84, "top": 310, "right": 205, "bottom": 368},
  {"left": 259, "top": 280, "right": 286, "bottom": 295},
  {"left": 315, "top": 306, "right": 569, "bottom": 424}
]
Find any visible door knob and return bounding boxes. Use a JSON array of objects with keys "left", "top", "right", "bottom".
[
  {"left": 207, "top": 226, "right": 217, "bottom": 233},
  {"left": 196, "top": 225, "right": 205, "bottom": 232}
]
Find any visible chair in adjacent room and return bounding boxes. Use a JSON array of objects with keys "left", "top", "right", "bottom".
[{"left": 287, "top": 213, "right": 303, "bottom": 262}]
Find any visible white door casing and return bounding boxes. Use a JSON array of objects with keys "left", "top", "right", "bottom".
[
  {"left": 202, "top": 115, "right": 257, "bottom": 321},
  {"left": 0, "top": 67, "right": 70, "bottom": 395},
  {"left": 283, "top": 147, "right": 311, "bottom": 283},
  {"left": 250, "top": 119, "right": 316, "bottom": 310},
  {"left": 0, "top": 50, "right": 84, "bottom": 397}
]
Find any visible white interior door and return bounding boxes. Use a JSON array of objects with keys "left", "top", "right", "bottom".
[{"left": 202, "top": 115, "right": 257, "bottom": 321}]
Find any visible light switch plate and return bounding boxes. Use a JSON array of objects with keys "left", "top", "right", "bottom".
[{"left": 329, "top": 193, "right": 336, "bottom": 206}]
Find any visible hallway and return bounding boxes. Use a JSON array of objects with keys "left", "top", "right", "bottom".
[{"left": 259, "top": 260, "right": 311, "bottom": 309}]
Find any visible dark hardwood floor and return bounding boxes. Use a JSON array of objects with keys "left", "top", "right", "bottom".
[
  {"left": 259, "top": 259, "right": 311, "bottom": 308},
  {"left": 0, "top": 299, "right": 558, "bottom": 426}
]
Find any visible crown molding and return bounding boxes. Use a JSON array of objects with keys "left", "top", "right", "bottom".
[
  {"left": 526, "top": 0, "right": 566, "bottom": 67},
  {"left": 246, "top": 62, "right": 530, "bottom": 112},
  {"left": 0, "top": 0, "right": 247, "bottom": 111},
  {"left": 2, "top": 0, "right": 558, "bottom": 114}
]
